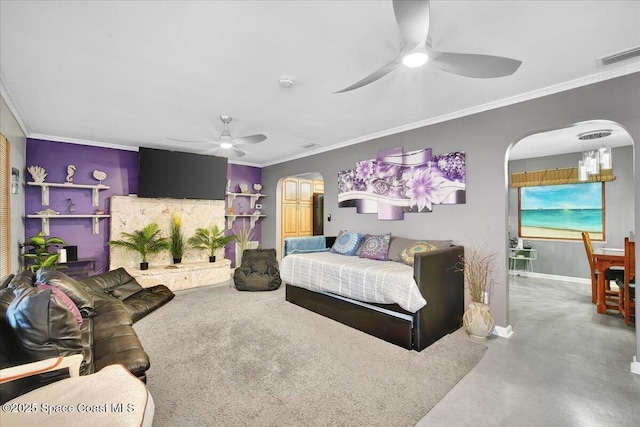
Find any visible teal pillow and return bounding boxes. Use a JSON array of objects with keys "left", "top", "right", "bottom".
[{"left": 331, "top": 231, "right": 365, "bottom": 256}]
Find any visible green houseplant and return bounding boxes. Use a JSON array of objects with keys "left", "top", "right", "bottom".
[
  {"left": 188, "top": 225, "right": 236, "bottom": 262},
  {"left": 169, "top": 212, "right": 187, "bottom": 263},
  {"left": 109, "top": 223, "right": 170, "bottom": 270},
  {"left": 459, "top": 245, "right": 496, "bottom": 341},
  {"left": 21, "top": 232, "right": 66, "bottom": 272}
]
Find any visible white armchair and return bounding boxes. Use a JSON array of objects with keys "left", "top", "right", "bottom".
[{"left": 0, "top": 356, "right": 154, "bottom": 426}]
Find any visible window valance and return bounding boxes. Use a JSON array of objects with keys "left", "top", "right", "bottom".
[{"left": 511, "top": 167, "right": 615, "bottom": 188}]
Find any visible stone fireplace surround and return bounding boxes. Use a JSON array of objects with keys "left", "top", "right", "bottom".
[{"left": 109, "top": 196, "right": 230, "bottom": 291}]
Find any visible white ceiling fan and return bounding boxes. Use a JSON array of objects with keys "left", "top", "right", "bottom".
[
  {"left": 335, "top": 0, "right": 522, "bottom": 93},
  {"left": 168, "top": 115, "right": 267, "bottom": 158}
]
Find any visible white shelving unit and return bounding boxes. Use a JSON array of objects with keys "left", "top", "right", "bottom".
[
  {"left": 27, "top": 181, "right": 110, "bottom": 206},
  {"left": 225, "top": 192, "right": 266, "bottom": 229},
  {"left": 508, "top": 248, "right": 538, "bottom": 277},
  {"left": 26, "top": 214, "right": 110, "bottom": 235},
  {"left": 26, "top": 181, "right": 110, "bottom": 235}
]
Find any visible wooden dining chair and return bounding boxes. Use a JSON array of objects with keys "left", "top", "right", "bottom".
[
  {"left": 618, "top": 238, "right": 635, "bottom": 326},
  {"left": 581, "top": 232, "right": 623, "bottom": 306}
]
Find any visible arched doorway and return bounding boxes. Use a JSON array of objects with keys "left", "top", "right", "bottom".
[
  {"left": 505, "top": 119, "right": 637, "bottom": 368},
  {"left": 275, "top": 172, "right": 324, "bottom": 260}
]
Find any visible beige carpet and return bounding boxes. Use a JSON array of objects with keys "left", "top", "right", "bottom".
[{"left": 134, "top": 283, "right": 487, "bottom": 427}]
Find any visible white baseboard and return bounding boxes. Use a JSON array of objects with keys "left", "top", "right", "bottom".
[
  {"left": 525, "top": 272, "right": 591, "bottom": 285},
  {"left": 492, "top": 324, "right": 514, "bottom": 339},
  {"left": 631, "top": 356, "right": 640, "bottom": 375}
]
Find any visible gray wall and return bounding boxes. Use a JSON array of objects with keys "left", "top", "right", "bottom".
[
  {"left": 0, "top": 95, "right": 26, "bottom": 273},
  {"left": 508, "top": 146, "right": 635, "bottom": 279},
  {"left": 262, "top": 72, "right": 640, "bottom": 332}
]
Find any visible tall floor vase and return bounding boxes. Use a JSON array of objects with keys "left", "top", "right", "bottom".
[{"left": 463, "top": 302, "right": 495, "bottom": 341}]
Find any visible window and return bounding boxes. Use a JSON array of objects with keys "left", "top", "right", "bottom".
[{"left": 519, "top": 182, "right": 605, "bottom": 241}]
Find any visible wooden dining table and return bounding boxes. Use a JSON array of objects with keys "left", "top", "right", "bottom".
[{"left": 592, "top": 247, "right": 625, "bottom": 314}]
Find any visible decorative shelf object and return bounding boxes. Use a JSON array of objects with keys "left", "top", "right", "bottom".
[
  {"left": 26, "top": 214, "right": 110, "bottom": 235},
  {"left": 27, "top": 181, "right": 110, "bottom": 206}
]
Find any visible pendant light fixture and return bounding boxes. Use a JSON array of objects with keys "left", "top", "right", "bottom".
[{"left": 578, "top": 130, "right": 613, "bottom": 180}]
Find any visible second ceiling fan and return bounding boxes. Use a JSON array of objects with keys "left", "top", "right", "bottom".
[
  {"left": 169, "top": 115, "right": 266, "bottom": 158},
  {"left": 335, "top": 0, "right": 522, "bottom": 93}
]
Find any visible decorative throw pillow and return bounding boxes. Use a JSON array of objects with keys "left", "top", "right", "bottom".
[
  {"left": 36, "top": 283, "right": 83, "bottom": 327},
  {"left": 399, "top": 241, "right": 438, "bottom": 266},
  {"left": 359, "top": 233, "right": 391, "bottom": 261},
  {"left": 388, "top": 237, "right": 453, "bottom": 262},
  {"left": 36, "top": 268, "right": 95, "bottom": 318},
  {"left": 331, "top": 231, "right": 365, "bottom": 256}
]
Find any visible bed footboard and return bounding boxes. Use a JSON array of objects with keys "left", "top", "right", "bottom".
[{"left": 412, "top": 245, "right": 465, "bottom": 350}]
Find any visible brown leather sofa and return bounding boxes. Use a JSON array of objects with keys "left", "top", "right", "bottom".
[{"left": 0, "top": 267, "right": 174, "bottom": 394}]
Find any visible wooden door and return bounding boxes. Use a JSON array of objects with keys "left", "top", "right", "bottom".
[
  {"left": 298, "top": 204, "right": 313, "bottom": 236},
  {"left": 282, "top": 178, "right": 299, "bottom": 204},
  {"left": 298, "top": 179, "right": 313, "bottom": 205}
]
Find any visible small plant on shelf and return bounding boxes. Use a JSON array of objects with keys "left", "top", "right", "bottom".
[
  {"left": 21, "top": 232, "right": 66, "bottom": 272},
  {"left": 109, "top": 223, "right": 170, "bottom": 270},
  {"left": 169, "top": 212, "right": 187, "bottom": 264},
  {"left": 188, "top": 225, "right": 236, "bottom": 262}
]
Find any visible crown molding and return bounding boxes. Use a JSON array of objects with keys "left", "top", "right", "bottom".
[
  {"left": 262, "top": 62, "right": 640, "bottom": 167},
  {"left": 28, "top": 134, "right": 139, "bottom": 152},
  {"left": 0, "top": 75, "right": 30, "bottom": 136}
]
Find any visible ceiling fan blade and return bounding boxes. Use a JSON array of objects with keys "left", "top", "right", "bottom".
[
  {"left": 430, "top": 51, "right": 522, "bottom": 78},
  {"left": 232, "top": 134, "right": 267, "bottom": 145},
  {"left": 334, "top": 58, "right": 402, "bottom": 94},
  {"left": 393, "top": 0, "right": 430, "bottom": 48},
  {"left": 167, "top": 137, "right": 216, "bottom": 144}
]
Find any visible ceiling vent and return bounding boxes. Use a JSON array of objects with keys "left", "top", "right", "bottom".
[
  {"left": 599, "top": 46, "right": 640, "bottom": 66},
  {"left": 300, "top": 143, "right": 320, "bottom": 149}
]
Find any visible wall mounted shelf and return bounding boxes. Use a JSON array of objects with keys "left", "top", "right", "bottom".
[
  {"left": 27, "top": 181, "right": 110, "bottom": 207},
  {"left": 225, "top": 192, "right": 266, "bottom": 209},
  {"left": 224, "top": 214, "right": 266, "bottom": 229},
  {"left": 27, "top": 214, "right": 110, "bottom": 235}
]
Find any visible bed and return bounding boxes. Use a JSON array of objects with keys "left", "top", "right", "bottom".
[{"left": 281, "top": 242, "right": 464, "bottom": 351}]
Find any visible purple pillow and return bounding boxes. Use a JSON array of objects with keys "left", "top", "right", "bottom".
[
  {"left": 359, "top": 233, "right": 391, "bottom": 261},
  {"left": 36, "top": 282, "right": 83, "bottom": 327}
]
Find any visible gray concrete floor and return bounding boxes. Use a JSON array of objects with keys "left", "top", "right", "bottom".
[{"left": 417, "top": 276, "right": 639, "bottom": 426}]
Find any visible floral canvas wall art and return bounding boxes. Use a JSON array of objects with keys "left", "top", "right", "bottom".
[{"left": 338, "top": 146, "right": 466, "bottom": 220}]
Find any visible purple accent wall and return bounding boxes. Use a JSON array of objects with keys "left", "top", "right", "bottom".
[
  {"left": 25, "top": 138, "right": 263, "bottom": 272},
  {"left": 226, "top": 164, "right": 263, "bottom": 267},
  {"left": 25, "top": 138, "right": 138, "bottom": 273}
]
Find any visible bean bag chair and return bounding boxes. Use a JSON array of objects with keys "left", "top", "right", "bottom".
[{"left": 234, "top": 249, "right": 282, "bottom": 291}]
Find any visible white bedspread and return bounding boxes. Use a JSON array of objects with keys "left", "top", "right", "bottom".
[{"left": 281, "top": 252, "right": 427, "bottom": 313}]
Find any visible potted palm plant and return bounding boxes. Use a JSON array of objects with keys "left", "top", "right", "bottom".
[
  {"left": 169, "top": 212, "right": 186, "bottom": 264},
  {"left": 21, "top": 232, "right": 66, "bottom": 272},
  {"left": 459, "top": 244, "right": 496, "bottom": 341},
  {"left": 109, "top": 223, "right": 170, "bottom": 270},
  {"left": 188, "top": 225, "right": 236, "bottom": 262}
]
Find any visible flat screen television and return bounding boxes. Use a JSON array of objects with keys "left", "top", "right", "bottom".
[{"left": 137, "top": 147, "right": 228, "bottom": 200}]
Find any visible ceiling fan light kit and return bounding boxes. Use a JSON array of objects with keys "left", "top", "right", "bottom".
[
  {"left": 168, "top": 115, "right": 267, "bottom": 158},
  {"left": 402, "top": 49, "right": 429, "bottom": 67}
]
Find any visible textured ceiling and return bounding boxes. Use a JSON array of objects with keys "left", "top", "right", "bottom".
[{"left": 1, "top": 1, "right": 639, "bottom": 166}]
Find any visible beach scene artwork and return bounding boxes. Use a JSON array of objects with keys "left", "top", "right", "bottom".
[{"left": 519, "top": 182, "right": 604, "bottom": 240}]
